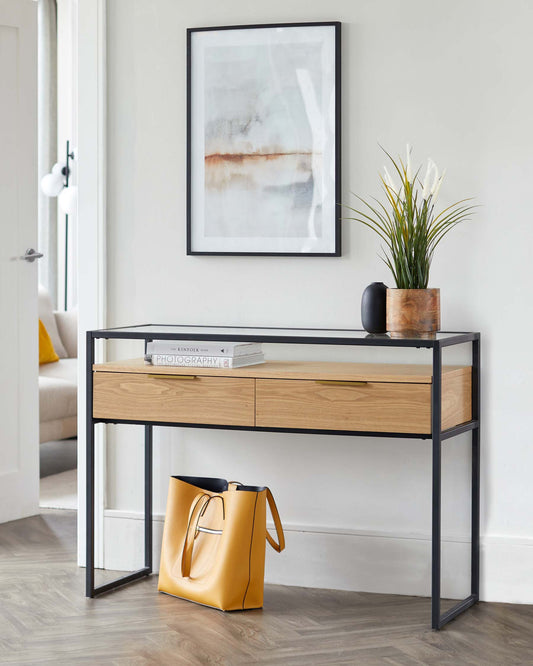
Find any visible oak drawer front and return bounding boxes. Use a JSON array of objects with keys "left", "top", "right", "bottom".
[
  {"left": 256, "top": 379, "right": 432, "bottom": 434},
  {"left": 93, "top": 372, "right": 255, "bottom": 426}
]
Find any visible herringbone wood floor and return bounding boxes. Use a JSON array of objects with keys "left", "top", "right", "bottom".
[{"left": 1, "top": 511, "right": 532, "bottom": 665}]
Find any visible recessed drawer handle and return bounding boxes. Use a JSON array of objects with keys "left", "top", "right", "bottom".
[
  {"left": 315, "top": 380, "right": 368, "bottom": 386},
  {"left": 147, "top": 374, "right": 197, "bottom": 380}
]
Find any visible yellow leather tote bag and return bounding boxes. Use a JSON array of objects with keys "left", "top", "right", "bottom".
[{"left": 158, "top": 475, "right": 285, "bottom": 611}]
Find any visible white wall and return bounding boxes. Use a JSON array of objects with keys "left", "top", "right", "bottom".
[{"left": 102, "top": 0, "right": 533, "bottom": 603}]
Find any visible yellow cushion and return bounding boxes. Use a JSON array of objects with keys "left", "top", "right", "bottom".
[{"left": 39, "top": 319, "right": 59, "bottom": 364}]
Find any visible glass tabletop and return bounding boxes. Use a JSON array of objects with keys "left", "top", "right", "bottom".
[{"left": 90, "top": 324, "right": 478, "bottom": 347}]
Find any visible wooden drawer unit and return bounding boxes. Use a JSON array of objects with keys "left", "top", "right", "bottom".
[
  {"left": 93, "top": 371, "right": 255, "bottom": 427},
  {"left": 92, "top": 360, "right": 471, "bottom": 434},
  {"left": 256, "top": 367, "right": 472, "bottom": 435}
]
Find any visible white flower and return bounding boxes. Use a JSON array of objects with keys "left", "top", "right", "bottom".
[
  {"left": 430, "top": 164, "right": 440, "bottom": 196},
  {"left": 422, "top": 159, "right": 438, "bottom": 199},
  {"left": 406, "top": 143, "right": 413, "bottom": 182},
  {"left": 383, "top": 166, "right": 398, "bottom": 195},
  {"left": 432, "top": 170, "right": 446, "bottom": 202}
]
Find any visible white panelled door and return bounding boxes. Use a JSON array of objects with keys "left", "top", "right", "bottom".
[{"left": 0, "top": 0, "right": 39, "bottom": 524}]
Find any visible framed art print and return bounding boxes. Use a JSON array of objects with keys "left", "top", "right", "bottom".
[{"left": 187, "top": 22, "right": 341, "bottom": 256}]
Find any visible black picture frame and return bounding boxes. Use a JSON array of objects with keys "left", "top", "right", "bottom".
[{"left": 186, "top": 21, "right": 341, "bottom": 256}]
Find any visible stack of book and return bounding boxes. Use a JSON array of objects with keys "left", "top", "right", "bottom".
[{"left": 145, "top": 340, "right": 264, "bottom": 368}]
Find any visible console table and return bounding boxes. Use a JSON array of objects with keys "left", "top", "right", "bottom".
[{"left": 86, "top": 325, "right": 480, "bottom": 630}]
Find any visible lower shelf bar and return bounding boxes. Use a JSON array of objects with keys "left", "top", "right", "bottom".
[
  {"left": 93, "top": 418, "right": 433, "bottom": 439},
  {"left": 94, "top": 418, "right": 478, "bottom": 441},
  {"left": 441, "top": 420, "right": 479, "bottom": 440},
  {"left": 438, "top": 594, "right": 478, "bottom": 628},
  {"left": 92, "top": 567, "right": 152, "bottom": 597}
]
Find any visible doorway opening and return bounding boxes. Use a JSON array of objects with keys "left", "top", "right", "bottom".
[{"left": 37, "top": 0, "right": 78, "bottom": 513}]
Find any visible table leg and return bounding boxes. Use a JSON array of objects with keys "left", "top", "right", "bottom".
[
  {"left": 86, "top": 334, "right": 152, "bottom": 597},
  {"left": 145, "top": 425, "right": 153, "bottom": 571},
  {"left": 433, "top": 337, "right": 480, "bottom": 629},
  {"left": 431, "top": 344, "right": 442, "bottom": 629},
  {"left": 86, "top": 332, "right": 95, "bottom": 597},
  {"left": 471, "top": 337, "right": 480, "bottom": 599}
]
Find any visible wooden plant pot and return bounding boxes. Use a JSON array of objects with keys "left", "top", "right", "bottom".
[{"left": 386, "top": 289, "right": 441, "bottom": 339}]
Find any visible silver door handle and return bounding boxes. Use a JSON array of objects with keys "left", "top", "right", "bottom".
[{"left": 21, "top": 248, "right": 44, "bottom": 262}]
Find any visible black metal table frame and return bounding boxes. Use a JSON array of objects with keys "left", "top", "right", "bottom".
[{"left": 85, "top": 325, "right": 480, "bottom": 630}]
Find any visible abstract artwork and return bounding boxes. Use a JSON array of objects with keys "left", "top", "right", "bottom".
[{"left": 187, "top": 22, "right": 341, "bottom": 255}]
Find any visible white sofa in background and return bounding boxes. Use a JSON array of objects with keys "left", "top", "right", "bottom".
[{"left": 38, "top": 285, "right": 78, "bottom": 443}]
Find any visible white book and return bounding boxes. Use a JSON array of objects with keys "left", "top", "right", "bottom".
[
  {"left": 146, "top": 340, "right": 262, "bottom": 358},
  {"left": 149, "top": 353, "right": 265, "bottom": 369}
]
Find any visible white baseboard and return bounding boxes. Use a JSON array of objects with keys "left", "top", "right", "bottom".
[
  {"left": 481, "top": 536, "right": 533, "bottom": 604},
  {"left": 103, "top": 510, "right": 533, "bottom": 604}
]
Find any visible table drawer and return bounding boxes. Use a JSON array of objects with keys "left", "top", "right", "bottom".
[
  {"left": 93, "top": 372, "right": 255, "bottom": 426},
  {"left": 256, "top": 379, "right": 432, "bottom": 434}
]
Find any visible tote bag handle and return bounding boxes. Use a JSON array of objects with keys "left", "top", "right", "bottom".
[
  {"left": 229, "top": 482, "right": 284, "bottom": 552},
  {"left": 265, "top": 488, "right": 285, "bottom": 553},
  {"left": 181, "top": 488, "right": 285, "bottom": 578},
  {"left": 181, "top": 493, "right": 224, "bottom": 578}
]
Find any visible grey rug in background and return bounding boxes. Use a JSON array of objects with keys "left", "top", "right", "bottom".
[{"left": 40, "top": 438, "right": 77, "bottom": 478}]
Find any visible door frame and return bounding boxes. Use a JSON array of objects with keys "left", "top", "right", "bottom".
[{"left": 77, "top": 0, "right": 107, "bottom": 568}]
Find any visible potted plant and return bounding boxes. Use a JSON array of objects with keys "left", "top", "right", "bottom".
[{"left": 345, "top": 146, "right": 476, "bottom": 338}]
